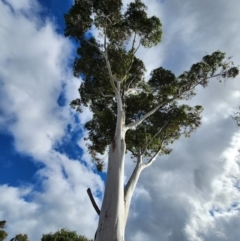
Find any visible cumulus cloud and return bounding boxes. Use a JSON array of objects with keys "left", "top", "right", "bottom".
[
  {"left": 124, "top": 0, "right": 240, "bottom": 241},
  {"left": 0, "top": 0, "right": 102, "bottom": 240},
  {"left": 0, "top": 152, "right": 103, "bottom": 239},
  {"left": 0, "top": 1, "right": 69, "bottom": 155}
]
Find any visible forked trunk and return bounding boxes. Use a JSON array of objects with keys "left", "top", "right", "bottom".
[{"left": 95, "top": 83, "right": 130, "bottom": 241}]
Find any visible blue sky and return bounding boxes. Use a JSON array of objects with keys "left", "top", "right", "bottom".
[
  {"left": 1, "top": 0, "right": 240, "bottom": 241},
  {"left": 0, "top": 0, "right": 77, "bottom": 189}
]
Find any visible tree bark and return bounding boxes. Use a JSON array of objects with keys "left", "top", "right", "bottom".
[
  {"left": 96, "top": 86, "right": 127, "bottom": 241},
  {"left": 96, "top": 135, "right": 126, "bottom": 241}
]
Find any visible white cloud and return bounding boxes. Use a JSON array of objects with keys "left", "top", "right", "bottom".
[
  {"left": 0, "top": 1, "right": 70, "bottom": 156},
  {"left": 1, "top": 0, "right": 240, "bottom": 241},
  {"left": 5, "top": 0, "right": 39, "bottom": 11},
  {"left": 0, "top": 0, "right": 102, "bottom": 240},
  {"left": 0, "top": 152, "right": 103, "bottom": 239},
  {"left": 124, "top": 0, "right": 240, "bottom": 240}
]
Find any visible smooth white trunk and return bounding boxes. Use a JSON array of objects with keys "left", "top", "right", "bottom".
[
  {"left": 95, "top": 146, "right": 145, "bottom": 240},
  {"left": 96, "top": 136, "right": 126, "bottom": 241},
  {"left": 96, "top": 85, "right": 127, "bottom": 241},
  {"left": 124, "top": 156, "right": 144, "bottom": 224},
  {"left": 95, "top": 81, "right": 146, "bottom": 240}
]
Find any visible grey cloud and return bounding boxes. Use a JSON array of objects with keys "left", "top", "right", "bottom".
[
  {"left": 202, "top": 213, "right": 240, "bottom": 241},
  {"left": 125, "top": 68, "right": 240, "bottom": 240}
]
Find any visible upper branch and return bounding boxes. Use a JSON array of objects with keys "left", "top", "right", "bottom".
[
  {"left": 105, "top": 55, "right": 118, "bottom": 93},
  {"left": 121, "top": 34, "right": 141, "bottom": 83},
  {"left": 103, "top": 20, "right": 118, "bottom": 93},
  {"left": 142, "top": 141, "right": 164, "bottom": 169},
  {"left": 142, "top": 123, "right": 168, "bottom": 155},
  {"left": 126, "top": 68, "right": 228, "bottom": 130},
  {"left": 100, "top": 89, "right": 115, "bottom": 98},
  {"left": 84, "top": 37, "right": 102, "bottom": 53},
  {"left": 126, "top": 103, "right": 163, "bottom": 129}
]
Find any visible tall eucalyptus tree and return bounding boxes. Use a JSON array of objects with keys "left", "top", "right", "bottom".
[{"left": 64, "top": 0, "right": 239, "bottom": 240}]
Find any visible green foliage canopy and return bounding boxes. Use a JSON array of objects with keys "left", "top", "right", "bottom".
[
  {"left": 233, "top": 107, "right": 240, "bottom": 126},
  {"left": 0, "top": 231, "right": 7, "bottom": 241},
  {"left": 41, "top": 229, "right": 92, "bottom": 241},
  {"left": 0, "top": 220, "right": 7, "bottom": 241},
  {"left": 65, "top": 0, "right": 239, "bottom": 170},
  {"left": 10, "top": 234, "right": 29, "bottom": 241}
]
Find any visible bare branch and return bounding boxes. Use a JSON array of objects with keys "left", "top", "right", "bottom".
[
  {"left": 125, "top": 87, "right": 144, "bottom": 96},
  {"left": 100, "top": 89, "right": 114, "bottom": 98},
  {"left": 87, "top": 188, "right": 100, "bottom": 215},
  {"left": 143, "top": 123, "right": 168, "bottom": 155},
  {"left": 104, "top": 22, "right": 107, "bottom": 53},
  {"left": 106, "top": 15, "right": 112, "bottom": 24},
  {"left": 102, "top": 18, "right": 118, "bottom": 93},
  {"left": 142, "top": 142, "right": 164, "bottom": 169},
  {"left": 126, "top": 71, "right": 226, "bottom": 130},
  {"left": 124, "top": 154, "right": 144, "bottom": 219},
  {"left": 176, "top": 70, "right": 230, "bottom": 97},
  {"left": 84, "top": 38, "right": 102, "bottom": 53},
  {"left": 131, "top": 32, "right": 137, "bottom": 52},
  {"left": 125, "top": 76, "right": 138, "bottom": 95},
  {"left": 133, "top": 40, "right": 141, "bottom": 55},
  {"left": 121, "top": 34, "right": 141, "bottom": 83},
  {"left": 126, "top": 103, "right": 162, "bottom": 129}
]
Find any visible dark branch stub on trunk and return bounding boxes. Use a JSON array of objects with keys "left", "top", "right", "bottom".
[{"left": 87, "top": 188, "right": 100, "bottom": 215}]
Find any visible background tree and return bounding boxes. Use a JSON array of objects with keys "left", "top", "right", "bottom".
[
  {"left": 64, "top": 0, "right": 239, "bottom": 240},
  {"left": 41, "top": 229, "right": 92, "bottom": 241},
  {"left": 10, "top": 234, "right": 29, "bottom": 241},
  {"left": 233, "top": 107, "right": 240, "bottom": 126},
  {"left": 0, "top": 220, "right": 7, "bottom": 241},
  {"left": 0, "top": 221, "right": 29, "bottom": 241}
]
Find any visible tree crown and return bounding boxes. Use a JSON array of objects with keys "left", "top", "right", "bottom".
[
  {"left": 41, "top": 229, "right": 92, "bottom": 241},
  {"left": 65, "top": 0, "right": 239, "bottom": 170}
]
